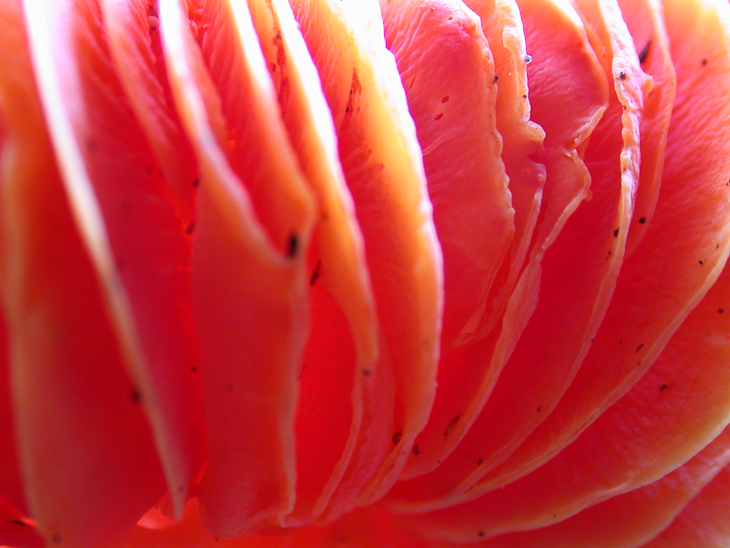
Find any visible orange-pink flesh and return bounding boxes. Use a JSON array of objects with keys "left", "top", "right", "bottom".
[
  {"left": 246, "top": 0, "right": 380, "bottom": 526},
  {"left": 285, "top": 0, "right": 395, "bottom": 522},
  {"left": 428, "top": 425, "right": 730, "bottom": 548},
  {"left": 26, "top": 0, "right": 207, "bottom": 517},
  {"left": 441, "top": 0, "right": 641, "bottom": 489},
  {"left": 396, "top": 0, "right": 641, "bottom": 502},
  {"left": 619, "top": 0, "right": 676, "bottom": 256},
  {"left": 420, "top": 0, "right": 647, "bottom": 497},
  {"left": 4, "top": 0, "right": 730, "bottom": 547},
  {"left": 456, "top": 0, "right": 546, "bottom": 345},
  {"left": 101, "top": 0, "right": 198, "bottom": 223},
  {"left": 110, "top": 406, "right": 730, "bottom": 548},
  {"left": 109, "top": 454, "right": 730, "bottom": 548},
  {"left": 289, "top": 0, "right": 443, "bottom": 510},
  {"left": 387, "top": 0, "right": 608, "bottom": 509},
  {"left": 392, "top": 228, "right": 730, "bottom": 543},
  {"left": 247, "top": 0, "right": 378, "bottom": 370},
  {"left": 117, "top": 502, "right": 432, "bottom": 548},
  {"left": 282, "top": 280, "right": 359, "bottom": 527},
  {"left": 158, "top": 0, "right": 315, "bottom": 536},
  {"left": 517, "top": 0, "right": 607, "bottom": 251},
  {"left": 638, "top": 464, "right": 730, "bottom": 548},
  {"left": 380, "top": 0, "right": 518, "bottom": 481},
  {"left": 381, "top": 0, "right": 513, "bottom": 361},
  {"left": 4, "top": 3, "right": 168, "bottom": 545},
  {"left": 477, "top": 0, "right": 730, "bottom": 496}
]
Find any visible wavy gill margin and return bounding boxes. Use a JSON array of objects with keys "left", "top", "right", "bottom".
[
  {"left": 380, "top": 0, "right": 517, "bottom": 486},
  {"left": 476, "top": 0, "right": 730, "bottom": 497},
  {"left": 618, "top": 0, "right": 675, "bottom": 257},
  {"left": 389, "top": 0, "right": 730, "bottom": 541},
  {"left": 454, "top": 0, "right": 546, "bottom": 349},
  {"left": 430, "top": 0, "right": 649, "bottom": 498},
  {"left": 386, "top": 0, "right": 609, "bottom": 511}
]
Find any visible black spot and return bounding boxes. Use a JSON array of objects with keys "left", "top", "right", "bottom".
[
  {"left": 445, "top": 415, "right": 460, "bottom": 437},
  {"left": 613, "top": 228, "right": 619, "bottom": 237},
  {"left": 699, "top": 260, "right": 705, "bottom": 266},
  {"left": 310, "top": 260, "right": 321, "bottom": 286},
  {"left": 522, "top": 94, "right": 527, "bottom": 99},
  {"left": 639, "top": 217, "right": 646, "bottom": 224},
  {"left": 6, "top": 519, "right": 25, "bottom": 527},
  {"left": 702, "top": 58, "right": 708, "bottom": 66},
  {"left": 477, "top": 458, "right": 483, "bottom": 465},
  {"left": 412, "top": 444, "right": 420, "bottom": 455},
  {"left": 636, "top": 343, "right": 644, "bottom": 353},
  {"left": 130, "top": 388, "right": 141, "bottom": 404},
  {"left": 660, "top": 384, "right": 670, "bottom": 391},
  {"left": 297, "top": 364, "right": 308, "bottom": 380},
  {"left": 392, "top": 430, "right": 403, "bottom": 445},
  {"left": 287, "top": 234, "right": 299, "bottom": 258},
  {"left": 719, "top": 309, "right": 725, "bottom": 314},
  {"left": 524, "top": 54, "right": 532, "bottom": 63},
  {"left": 191, "top": 366, "right": 198, "bottom": 372},
  {"left": 193, "top": 178, "right": 201, "bottom": 188},
  {"left": 638, "top": 40, "right": 652, "bottom": 64},
  {"left": 618, "top": 71, "right": 627, "bottom": 80},
  {"left": 478, "top": 531, "right": 485, "bottom": 538},
  {"left": 537, "top": 406, "right": 542, "bottom": 413},
  {"left": 493, "top": 74, "right": 499, "bottom": 83}
]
